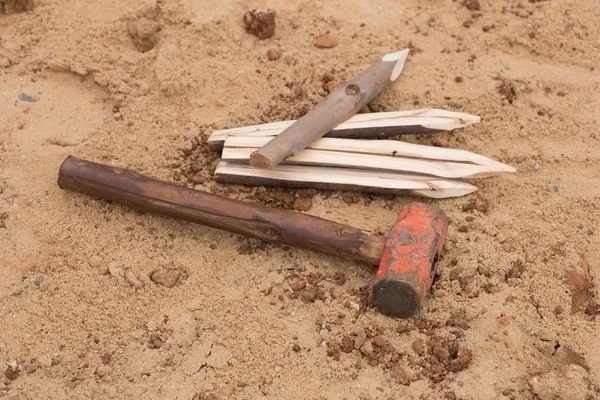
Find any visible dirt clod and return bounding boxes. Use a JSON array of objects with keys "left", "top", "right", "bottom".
[
  {"left": 293, "top": 197, "right": 312, "bottom": 212},
  {"left": 302, "top": 285, "right": 318, "bottom": 302},
  {"left": 1, "top": 0, "right": 33, "bottom": 14},
  {"left": 314, "top": 34, "right": 338, "bottom": 48},
  {"left": 4, "top": 364, "right": 19, "bottom": 380},
  {"left": 243, "top": 9, "right": 276, "bottom": 39},
  {"left": 289, "top": 279, "right": 306, "bottom": 292},
  {"left": 128, "top": 18, "right": 160, "bottom": 52},
  {"left": 150, "top": 269, "right": 181, "bottom": 288},
  {"left": 462, "top": 0, "right": 480, "bottom": 11},
  {"left": 340, "top": 335, "right": 354, "bottom": 353},
  {"left": 267, "top": 48, "right": 282, "bottom": 61}
]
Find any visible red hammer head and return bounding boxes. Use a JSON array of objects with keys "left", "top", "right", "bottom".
[{"left": 373, "top": 203, "right": 448, "bottom": 318}]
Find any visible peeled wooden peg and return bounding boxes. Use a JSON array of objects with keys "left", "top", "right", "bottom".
[{"left": 249, "top": 49, "right": 410, "bottom": 169}]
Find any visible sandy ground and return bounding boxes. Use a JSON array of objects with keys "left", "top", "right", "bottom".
[{"left": 1, "top": 0, "right": 599, "bottom": 399}]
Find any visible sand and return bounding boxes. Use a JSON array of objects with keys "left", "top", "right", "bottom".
[{"left": 1, "top": 0, "right": 599, "bottom": 399}]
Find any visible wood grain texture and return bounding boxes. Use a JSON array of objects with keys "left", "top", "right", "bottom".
[
  {"left": 215, "top": 161, "right": 477, "bottom": 198},
  {"left": 222, "top": 137, "right": 516, "bottom": 179},
  {"left": 207, "top": 109, "right": 480, "bottom": 151},
  {"left": 58, "top": 156, "right": 386, "bottom": 265}
]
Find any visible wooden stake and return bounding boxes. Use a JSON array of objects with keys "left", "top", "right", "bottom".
[
  {"left": 249, "top": 49, "right": 410, "bottom": 169},
  {"left": 207, "top": 109, "right": 480, "bottom": 151},
  {"left": 222, "top": 136, "right": 516, "bottom": 178},
  {"left": 215, "top": 161, "right": 477, "bottom": 199}
]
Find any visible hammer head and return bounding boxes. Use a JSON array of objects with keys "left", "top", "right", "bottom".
[{"left": 373, "top": 203, "right": 448, "bottom": 318}]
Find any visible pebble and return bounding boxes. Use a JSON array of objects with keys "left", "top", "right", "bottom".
[
  {"left": 34, "top": 279, "right": 42, "bottom": 286},
  {"left": 267, "top": 48, "right": 282, "bottom": 61},
  {"left": 150, "top": 268, "right": 180, "bottom": 288},
  {"left": 108, "top": 263, "right": 124, "bottom": 278},
  {"left": 534, "top": 163, "right": 540, "bottom": 171},
  {"left": 292, "top": 197, "right": 312, "bottom": 212},
  {"left": 314, "top": 34, "right": 338, "bottom": 48},
  {"left": 88, "top": 255, "right": 103, "bottom": 268},
  {"left": 359, "top": 340, "right": 374, "bottom": 356},
  {"left": 18, "top": 93, "right": 36, "bottom": 102}
]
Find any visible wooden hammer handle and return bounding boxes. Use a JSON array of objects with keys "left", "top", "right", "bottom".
[{"left": 58, "top": 156, "right": 386, "bottom": 265}]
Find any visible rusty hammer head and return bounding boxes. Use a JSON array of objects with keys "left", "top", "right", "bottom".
[{"left": 372, "top": 203, "right": 448, "bottom": 318}]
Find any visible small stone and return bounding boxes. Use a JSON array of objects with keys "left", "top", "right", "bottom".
[
  {"left": 18, "top": 93, "right": 36, "bottom": 102},
  {"left": 292, "top": 343, "right": 301, "bottom": 352},
  {"left": 108, "top": 263, "right": 124, "bottom": 278},
  {"left": 293, "top": 197, "right": 312, "bottom": 212},
  {"left": 343, "top": 195, "right": 354, "bottom": 204},
  {"left": 455, "top": 76, "right": 464, "bottom": 83},
  {"left": 34, "top": 279, "right": 42, "bottom": 286},
  {"left": 267, "top": 48, "right": 282, "bottom": 61},
  {"left": 534, "top": 163, "right": 540, "bottom": 171},
  {"left": 243, "top": 9, "right": 276, "bottom": 39},
  {"left": 360, "top": 340, "right": 374, "bottom": 356},
  {"left": 150, "top": 269, "right": 180, "bottom": 288},
  {"left": 88, "top": 255, "right": 103, "bottom": 269},
  {"left": 289, "top": 279, "right": 306, "bottom": 292},
  {"left": 128, "top": 18, "right": 160, "bottom": 52},
  {"left": 314, "top": 34, "right": 338, "bottom": 48}
]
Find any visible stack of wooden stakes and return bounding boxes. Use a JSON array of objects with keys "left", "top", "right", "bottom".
[{"left": 208, "top": 50, "right": 515, "bottom": 199}]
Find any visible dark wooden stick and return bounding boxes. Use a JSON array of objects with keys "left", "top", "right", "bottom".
[
  {"left": 58, "top": 156, "right": 386, "bottom": 265},
  {"left": 249, "top": 49, "right": 409, "bottom": 169}
]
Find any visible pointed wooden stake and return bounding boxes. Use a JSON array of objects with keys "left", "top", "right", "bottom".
[
  {"left": 222, "top": 136, "right": 516, "bottom": 179},
  {"left": 249, "top": 49, "right": 410, "bottom": 169},
  {"left": 207, "top": 109, "right": 480, "bottom": 151},
  {"left": 214, "top": 161, "right": 478, "bottom": 199}
]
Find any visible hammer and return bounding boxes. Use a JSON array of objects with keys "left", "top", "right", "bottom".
[{"left": 57, "top": 156, "right": 448, "bottom": 318}]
